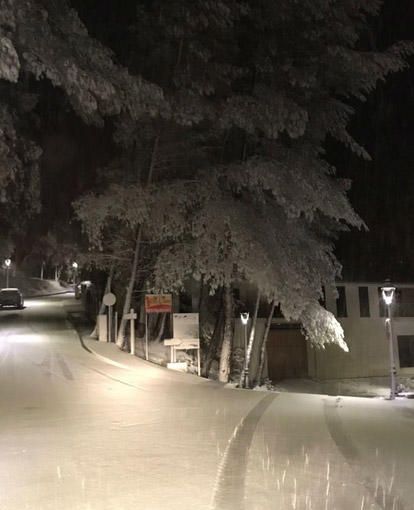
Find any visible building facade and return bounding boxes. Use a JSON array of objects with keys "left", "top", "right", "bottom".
[
  {"left": 236, "top": 282, "right": 414, "bottom": 382},
  {"left": 311, "top": 282, "right": 414, "bottom": 380}
]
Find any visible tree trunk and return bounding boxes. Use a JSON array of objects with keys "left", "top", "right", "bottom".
[
  {"left": 203, "top": 310, "right": 223, "bottom": 377},
  {"left": 218, "top": 285, "right": 234, "bottom": 383},
  {"left": 202, "top": 293, "right": 224, "bottom": 377},
  {"left": 255, "top": 298, "right": 276, "bottom": 387},
  {"left": 155, "top": 313, "right": 167, "bottom": 342},
  {"left": 239, "top": 290, "right": 261, "bottom": 388},
  {"left": 90, "top": 266, "right": 114, "bottom": 339},
  {"left": 116, "top": 134, "right": 160, "bottom": 349},
  {"left": 116, "top": 227, "right": 143, "bottom": 347}
]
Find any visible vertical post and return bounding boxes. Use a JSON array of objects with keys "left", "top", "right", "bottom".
[
  {"left": 4, "top": 259, "right": 11, "bottom": 288},
  {"left": 239, "top": 312, "right": 250, "bottom": 388},
  {"left": 108, "top": 305, "right": 113, "bottom": 343},
  {"left": 197, "top": 348, "right": 201, "bottom": 377},
  {"left": 130, "top": 308, "right": 135, "bottom": 356},
  {"left": 145, "top": 313, "right": 149, "bottom": 360},
  {"left": 244, "top": 324, "right": 248, "bottom": 387},
  {"left": 72, "top": 261, "right": 79, "bottom": 285},
  {"left": 386, "top": 304, "right": 397, "bottom": 400},
  {"left": 114, "top": 311, "right": 118, "bottom": 343}
]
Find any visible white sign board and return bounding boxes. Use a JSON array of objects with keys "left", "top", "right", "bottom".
[{"left": 173, "top": 313, "right": 199, "bottom": 339}]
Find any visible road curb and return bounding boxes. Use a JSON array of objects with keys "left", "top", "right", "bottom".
[{"left": 81, "top": 339, "right": 138, "bottom": 372}]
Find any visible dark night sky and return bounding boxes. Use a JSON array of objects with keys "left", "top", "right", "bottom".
[
  {"left": 35, "top": 0, "right": 414, "bottom": 282},
  {"left": 335, "top": 1, "right": 414, "bottom": 281}
]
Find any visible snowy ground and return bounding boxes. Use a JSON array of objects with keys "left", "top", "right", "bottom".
[
  {"left": 1, "top": 294, "right": 414, "bottom": 509},
  {"left": 1, "top": 271, "right": 69, "bottom": 296},
  {"left": 253, "top": 376, "right": 414, "bottom": 399}
]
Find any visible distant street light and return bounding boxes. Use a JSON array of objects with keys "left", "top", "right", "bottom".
[
  {"left": 240, "top": 312, "right": 250, "bottom": 387},
  {"left": 4, "top": 258, "right": 11, "bottom": 288},
  {"left": 72, "top": 261, "right": 79, "bottom": 285},
  {"left": 381, "top": 283, "right": 397, "bottom": 400}
]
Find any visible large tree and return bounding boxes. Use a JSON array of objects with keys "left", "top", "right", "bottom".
[
  {"left": 74, "top": 1, "right": 413, "bottom": 382},
  {"left": 149, "top": 0, "right": 413, "bottom": 380},
  {"left": 0, "top": 0, "right": 165, "bottom": 250},
  {"left": 2, "top": 1, "right": 413, "bottom": 381}
]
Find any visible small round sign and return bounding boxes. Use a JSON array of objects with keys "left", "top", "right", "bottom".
[{"left": 103, "top": 292, "right": 116, "bottom": 306}]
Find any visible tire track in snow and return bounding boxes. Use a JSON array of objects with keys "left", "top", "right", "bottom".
[
  {"left": 33, "top": 350, "right": 52, "bottom": 378},
  {"left": 211, "top": 393, "right": 278, "bottom": 510},
  {"left": 55, "top": 352, "right": 74, "bottom": 380},
  {"left": 323, "top": 398, "right": 405, "bottom": 510}
]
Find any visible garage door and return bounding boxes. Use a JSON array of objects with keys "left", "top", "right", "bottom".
[{"left": 266, "top": 326, "right": 308, "bottom": 381}]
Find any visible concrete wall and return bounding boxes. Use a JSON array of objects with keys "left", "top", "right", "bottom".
[{"left": 236, "top": 281, "right": 414, "bottom": 381}]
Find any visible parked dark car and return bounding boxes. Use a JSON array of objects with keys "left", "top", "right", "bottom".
[{"left": 0, "top": 288, "right": 24, "bottom": 309}]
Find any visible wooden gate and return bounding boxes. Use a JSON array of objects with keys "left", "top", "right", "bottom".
[{"left": 266, "top": 326, "right": 308, "bottom": 381}]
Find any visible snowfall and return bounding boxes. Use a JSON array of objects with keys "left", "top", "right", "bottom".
[{"left": 1, "top": 289, "right": 414, "bottom": 509}]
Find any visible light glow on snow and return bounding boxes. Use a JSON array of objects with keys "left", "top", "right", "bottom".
[{"left": 7, "top": 333, "right": 46, "bottom": 344}]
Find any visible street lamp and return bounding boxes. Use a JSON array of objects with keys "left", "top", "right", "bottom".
[
  {"left": 72, "top": 261, "right": 79, "bottom": 285},
  {"left": 4, "top": 258, "right": 11, "bottom": 288},
  {"left": 381, "top": 284, "right": 397, "bottom": 400},
  {"left": 240, "top": 312, "right": 250, "bottom": 387}
]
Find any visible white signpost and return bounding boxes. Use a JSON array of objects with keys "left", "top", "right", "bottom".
[
  {"left": 103, "top": 292, "right": 116, "bottom": 343},
  {"left": 164, "top": 313, "right": 201, "bottom": 376},
  {"left": 98, "top": 314, "right": 108, "bottom": 342}
]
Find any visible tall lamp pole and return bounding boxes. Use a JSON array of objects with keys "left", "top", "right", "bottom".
[
  {"left": 240, "top": 312, "right": 250, "bottom": 388},
  {"left": 4, "top": 258, "right": 11, "bottom": 288},
  {"left": 381, "top": 284, "right": 397, "bottom": 400},
  {"left": 72, "top": 261, "right": 79, "bottom": 284}
]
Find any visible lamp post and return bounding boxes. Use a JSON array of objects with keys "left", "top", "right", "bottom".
[
  {"left": 4, "top": 258, "right": 11, "bottom": 288},
  {"left": 72, "top": 261, "right": 78, "bottom": 285},
  {"left": 240, "top": 312, "right": 250, "bottom": 388},
  {"left": 381, "top": 284, "right": 397, "bottom": 400}
]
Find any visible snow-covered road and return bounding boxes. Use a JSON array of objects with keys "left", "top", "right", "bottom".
[{"left": 1, "top": 295, "right": 413, "bottom": 510}]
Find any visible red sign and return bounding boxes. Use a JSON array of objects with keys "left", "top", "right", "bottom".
[{"left": 145, "top": 294, "right": 172, "bottom": 313}]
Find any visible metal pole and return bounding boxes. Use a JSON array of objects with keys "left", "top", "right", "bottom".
[
  {"left": 145, "top": 313, "right": 149, "bottom": 360},
  {"left": 197, "top": 348, "right": 201, "bottom": 377},
  {"left": 243, "top": 324, "right": 248, "bottom": 388},
  {"left": 108, "top": 305, "right": 112, "bottom": 343},
  {"left": 114, "top": 311, "right": 118, "bottom": 343},
  {"left": 130, "top": 308, "right": 135, "bottom": 356},
  {"left": 387, "top": 304, "right": 397, "bottom": 399},
  {"left": 6, "top": 267, "right": 9, "bottom": 288}
]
